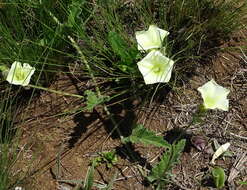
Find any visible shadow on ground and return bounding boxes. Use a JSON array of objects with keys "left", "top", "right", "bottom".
[
  {"left": 164, "top": 128, "right": 193, "bottom": 153},
  {"left": 68, "top": 111, "right": 100, "bottom": 148}
]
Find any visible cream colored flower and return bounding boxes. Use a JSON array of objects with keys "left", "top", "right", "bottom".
[
  {"left": 197, "top": 79, "right": 230, "bottom": 111},
  {"left": 137, "top": 50, "right": 174, "bottom": 84},
  {"left": 135, "top": 25, "right": 169, "bottom": 51},
  {"left": 6, "top": 61, "right": 35, "bottom": 86}
]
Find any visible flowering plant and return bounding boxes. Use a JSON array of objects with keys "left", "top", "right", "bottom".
[
  {"left": 135, "top": 25, "right": 174, "bottom": 84},
  {"left": 6, "top": 61, "right": 35, "bottom": 86}
]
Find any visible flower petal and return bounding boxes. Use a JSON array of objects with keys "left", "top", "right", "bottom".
[
  {"left": 216, "top": 98, "right": 229, "bottom": 111},
  {"left": 197, "top": 79, "right": 230, "bottom": 111},
  {"left": 137, "top": 50, "right": 174, "bottom": 84},
  {"left": 135, "top": 25, "right": 169, "bottom": 51},
  {"left": 7, "top": 61, "right": 22, "bottom": 84},
  {"left": 6, "top": 61, "right": 35, "bottom": 86}
]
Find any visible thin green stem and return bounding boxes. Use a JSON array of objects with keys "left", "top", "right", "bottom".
[
  {"left": 68, "top": 36, "right": 123, "bottom": 140},
  {"left": 28, "top": 84, "right": 84, "bottom": 99}
]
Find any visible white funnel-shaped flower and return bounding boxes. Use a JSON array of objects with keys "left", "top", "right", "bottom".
[
  {"left": 197, "top": 79, "right": 230, "bottom": 111},
  {"left": 135, "top": 25, "right": 169, "bottom": 51},
  {"left": 137, "top": 50, "right": 174, "bottom": 84},
  {"left": 6, "top": 61, "right": 35, "bottom": 86}
]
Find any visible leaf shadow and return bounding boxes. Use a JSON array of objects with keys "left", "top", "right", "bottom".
[
  {"left": 163, "top": 128, "right": 192, "bottom": 153},
  {"left": 102, "top": 101, "right": 136, "bottom": 139},
  {"left": 68, "top": 111, "right": 100, "bottom": 148},
  {"left": 116, "top": 142, "right": 152, "bottom": 170}
]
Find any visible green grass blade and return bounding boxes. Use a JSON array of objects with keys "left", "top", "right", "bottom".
[{"left": 83, "top": 163, "right": 95, "bottom": 190}]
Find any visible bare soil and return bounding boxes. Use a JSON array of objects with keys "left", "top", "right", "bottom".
[{"left": 13, "top": 33, "right": 247, "bottom": 190}]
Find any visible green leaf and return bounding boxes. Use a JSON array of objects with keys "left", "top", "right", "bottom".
[
  {"left": 67, "top": 0, "right": 85, "bottom": 27},
  {"left": 147, "top": 152, "right": 170, "bottom": 183},
  {"left": 147, "top": 140, "right": 186, "bottom": 187},
  {"left": 84, "top": 90, "right": 110, "bottom": 112},
  {"left": 0, "top": 65, "right": 8, "bottom": 72},
  {"left": 0, "top": 65, "right": 9, "bottom": 78},
  {"left": 238, "top": 181, "right": 247, "bottom": 185},
  {"left": 122, "top": 124, "right": 171, "bottom": 148},
  {"left": 170, "top": 139, "right": 186, "bottom": 166},
  {"left": 83, "top": 163, "right": 95, "bottom": 190},
  {"left": 94, "top": 151, "right": 118, "bottom": 168},
  {"left": 108, "top": 31, "right": 132, "bottom": 62},
  {"left": 108, "top": 31, "right": 138, "bottom": 72},
  {"left": 212, "top": 167, "right": 226, "bottom": 189},
  {"left": 101, "top": 151, "right": 118, "bottom": 165}
]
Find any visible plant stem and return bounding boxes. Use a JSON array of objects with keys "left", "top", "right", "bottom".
[
  {"left": 28, "top": 84, "right": 84, "bottom": 99},
  {"left": 68, "top": 36, "right": 124, "bottom": 141}
]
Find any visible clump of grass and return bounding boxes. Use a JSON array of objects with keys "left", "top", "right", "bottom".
[
  {"left": 0, "top": 92, "right": 21, "bottom": 190},
  {"left": 0, "top": 0, "right": 87, "bottom": 86},
  {"left": 69, "top": 0, "right": 247, "bottom": 99},
  {"left": 1, "top": 0, "right": 246, "bottom": 99}
]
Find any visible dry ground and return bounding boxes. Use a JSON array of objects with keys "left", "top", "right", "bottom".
[{"left": 12, "top": 32, "right": 247, "bottom": 190}]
